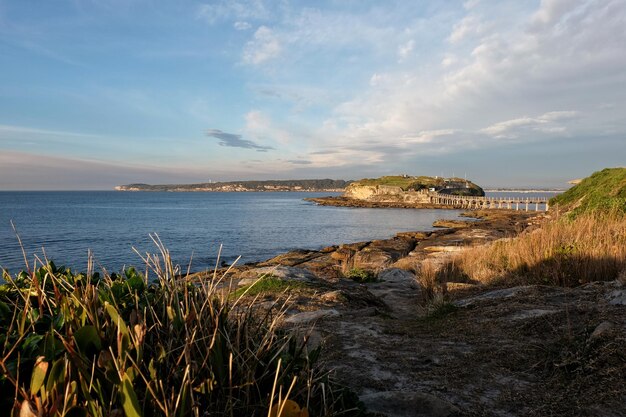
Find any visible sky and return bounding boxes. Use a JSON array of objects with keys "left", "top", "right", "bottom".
[{"left": 0, "top": 0, "right": 625, "bottom": 190}]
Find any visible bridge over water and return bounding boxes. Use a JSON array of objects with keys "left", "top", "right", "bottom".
[{"left": 429, "top": 192, "right": 550, "bottom": 211}]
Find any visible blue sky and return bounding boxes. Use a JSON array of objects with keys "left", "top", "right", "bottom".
[{"left": 0, "top": 0, "right": 625, "bottom": 189}]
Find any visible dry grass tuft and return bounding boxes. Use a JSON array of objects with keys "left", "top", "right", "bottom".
[
  {"left": 415, "top": 260, "right": 440, "bottom": 302},
  {"left": 440, "top": 210, "right": 626, "bottom": 287}
]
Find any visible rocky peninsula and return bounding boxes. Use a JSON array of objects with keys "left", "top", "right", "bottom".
[{"left": 306, "top": 175, "right": 485, "bottom": 209}]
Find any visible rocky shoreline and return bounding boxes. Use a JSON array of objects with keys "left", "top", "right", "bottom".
[
  {"left": 194, "top": 209, "right": 626, "bottom": 417},
  {"left": 304, "top": 196, "right": 458, "bottom": 209}
]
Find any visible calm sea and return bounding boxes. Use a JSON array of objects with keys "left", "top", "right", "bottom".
[{"left": 0, "top": 191, "right": 473, "bottom": 275}]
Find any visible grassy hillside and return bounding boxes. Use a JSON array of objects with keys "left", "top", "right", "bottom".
[{"left": 550, "top": 168, "right": 626, "bottom": 215}]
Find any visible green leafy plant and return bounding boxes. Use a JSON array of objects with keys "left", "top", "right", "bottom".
[
  {"left": 0, "top": 240, "right": 363, "bottom": 417},
  {"left": 231, "top": 274, "right": 309, "bottom": 299},
  {"left": 345, "top": 268, "right": 377, "bottom": 283}
]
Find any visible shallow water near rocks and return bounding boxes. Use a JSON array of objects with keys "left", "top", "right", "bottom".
[{"left": 0, "top": 191, "right": 467, "bottom": 273}]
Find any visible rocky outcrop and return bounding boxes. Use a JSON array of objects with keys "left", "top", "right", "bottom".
[
  {"left": 343, "top": 184, "right": 432, "bottom": 204},
  {"left": 340, "top": 175, "right": 485, "bottom": 206}
]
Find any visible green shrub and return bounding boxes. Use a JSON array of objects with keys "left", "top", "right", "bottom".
[
  {"left": 230, "top": 274, "right": 308, "bottom": 299},
  {"left": 345, "top": 268, "right": 378, "bottom": 283},
  {"left": 0, "top": 245, "right": 363, "bottom": 416}
]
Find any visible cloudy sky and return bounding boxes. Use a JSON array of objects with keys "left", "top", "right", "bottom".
[{"left": 1, "top": 0, "right": 624, "bottom": 189}]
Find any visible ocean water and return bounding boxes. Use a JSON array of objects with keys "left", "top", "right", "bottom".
[{"left": 0, "top": 191, "right": 469, "bottom": 274}]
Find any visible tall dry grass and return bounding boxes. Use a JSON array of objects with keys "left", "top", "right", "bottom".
[{"left": 442, "top": 210, "right": 626, "bottom": 287}]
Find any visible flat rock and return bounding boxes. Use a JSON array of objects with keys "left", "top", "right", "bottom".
[
  {"left": 237, "top": 265, "right": 318, "bottom": 286},
  {"left": 352, "top": 248, "right": 395, "bottom": 270},
  {"left": 359, "top": 391, "right": 462, "bottom": 417},
  {"left": 260, "top": 249, "right": 322, "bottom": 266},
  {"left": 320, "top": 290, "right": 346, "bottom": 302},
  {"left": 454, "top": 286, "right": 534, "bottom": 307},
  {"left": 391, "top": 256, "right": 423, "bottom": 271},
  {"left": 396, "top": 231, "right": 432, "bottom": 240},
  {"left": 606, "top": 289, "right": 626, "bottom": 305},
  {"left": 590, "top": 321, "right": 616, "bottom": 340},
  {"left": 509, "top": 309, "right": 558, "bottom": 320},
  {"left": 432, "top": 219, "right": 470, "bottom": 228},
  {"left": 284, "top": 309, "right": 340, "bottom": 324},
  {"left": 378, "top": 268, "right": 416, "bottom": 284},
  {"left": 423, "top": 245, "right": 464, "bottom": 253}
]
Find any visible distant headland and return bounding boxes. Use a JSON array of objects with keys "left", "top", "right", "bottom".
[
  {"left": 115, "top": 179, "right": 351, "bottom": 192},
  {"left": 305, "top": 175, "right": 490, "bottom": 209}
]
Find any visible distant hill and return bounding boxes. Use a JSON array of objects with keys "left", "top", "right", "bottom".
[
  {"left": 115, "top": 179, "right": 351, "bottom": 192},
  {"left": 550, "top": 168, "right": 626, "bottom": 215}
]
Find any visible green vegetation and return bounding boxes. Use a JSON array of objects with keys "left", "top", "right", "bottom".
[
  {"left": 550, "top": 168, "right": 626, "bottom": 216},
  {"left": 231, "top": 275, "right": 309, "bottom": 299},
  {"left": 355, "top": 176, "right": 438, "bottom": 190},
  {"left": 427, "top": 169, "right": 626, "bottom": 288},
  {"left": 353, "top": 175, "right": 484, "bottom": 196},
  {"left": 0, "top": 247, "right": 363, "bottom": 416},
  {"left": 345, "top": 268, "right": 378, "bottom": 283}
]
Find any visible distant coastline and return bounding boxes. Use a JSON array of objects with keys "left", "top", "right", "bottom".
[
  {"left": 484, "top": 189, "right": 565, "bottom": 193},
  {"left": 115, "top": 180, "right": 566, "bottom": 194},
  {"left": 115, "top": 179, "right": 351, "bottom": 192}
]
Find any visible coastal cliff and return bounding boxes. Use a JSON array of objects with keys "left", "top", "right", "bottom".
[{"left": 345, "top": 176, "right": 484, "bottom": 199}]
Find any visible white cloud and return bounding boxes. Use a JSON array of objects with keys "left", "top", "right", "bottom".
[
  {"left": 234, "top": 21, "right": 252, "bottom": 31},
  {"left": 539, "top": 111, "right": 579, "bottom": 122},
  {"left": 237, "top": 6, "right": 404, "bottom": 69},
  {"left": 307, "top": 148, "right": 385, "bottom": 168},
  {"left": 448, "top": 15, "right": 485, "bottom": 43},
  {"left": 242, "top": 26, "right": 281, "bottom": 65},
  {"left": 369, "top": 73, "right": 389, "bottom": 87},
  {"left": 463, "top": 0, "right": 481, "bottom": 10},
  {"left": 211, "top": 0, "right": 626, "bottom": 172},
  {"left": 296, "top": 0, "right": 626, "bottom": 168},
  {"left": 245, "top": 110, "right": 271, "bottom": 132},
  {"left": 441, "top": 55, "right": 457, "bottom": 68},
  {"left": 531, "top": 0, "right": 574, "bottom": 26},
  {"left": 480, "top": 111, "right": 579, "bottom": 139},
  {"left": 401, "top": 129, "right": 456, "bottom": 145},
  {"left": 244, "top": 110, "right": 292, "bottom": 145},
  {"left": 397, "top": 39, "right": 414, "bottom": 62},
  {"left": 197, "top": 0, "right": 268, "bottom": 24}
]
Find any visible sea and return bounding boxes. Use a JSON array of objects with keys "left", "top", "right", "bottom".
[{"left": 0, "top": 190, "right": 560, "bottom": 275}]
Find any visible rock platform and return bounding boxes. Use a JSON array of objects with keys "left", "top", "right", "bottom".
[{"left": 193, "top": 210, "right": 626, "bottom": 416}]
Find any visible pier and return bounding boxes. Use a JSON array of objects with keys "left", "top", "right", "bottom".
[{"left": 429, "top": 192, "right": 550, "bottom": 211}]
